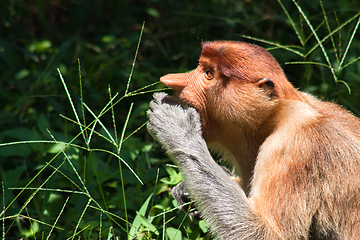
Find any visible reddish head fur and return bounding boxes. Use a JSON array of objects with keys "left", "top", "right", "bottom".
[
  {"left": 200, "top": 41, "right": 301, "bottom": 99},
  {"left": 160, "top": 41, "right": 301, "bottom": 143}
]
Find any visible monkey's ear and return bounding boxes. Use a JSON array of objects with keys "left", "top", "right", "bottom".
[{"left": 256, "top": 78, "right": 275, "bottom": 98}]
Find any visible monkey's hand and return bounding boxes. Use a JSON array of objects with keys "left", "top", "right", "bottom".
[
  {"left": 147, "top": 92, "right": 203, "bottom": 160},
  {"left": 171, "top": 182, "right": 201, "bottom": 220},
  {"left": 147, "top": 93, "right": 254, "bottom": 239}
]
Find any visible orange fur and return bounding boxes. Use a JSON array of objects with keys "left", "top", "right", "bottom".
[{"left": 161, "top": 40, "right": 360, "bottom": 239}]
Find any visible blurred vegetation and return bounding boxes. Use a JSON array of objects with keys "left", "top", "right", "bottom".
[{"left": 0, "top": 0, "right": 359, "bottom": 239}]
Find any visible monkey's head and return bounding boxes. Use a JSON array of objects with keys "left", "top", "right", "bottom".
[{"left": 161, "top": 41, "right": 300, "bottom": 141}]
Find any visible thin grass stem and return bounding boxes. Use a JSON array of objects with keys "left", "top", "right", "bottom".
[
  {"left": 58, "top": 69, "right": 87, "bottom": 143},
  {"left": 338, "top": 16, "right": 360, "bottom": 70},
  {"left": 277, "top": 0, "right": 304, "bottom": 45},
  {"left": 125, "top": 22, "right": 145, "bottom": 95},
  {"left": 46, "top": 196, "right": 69, "bottom": 240},
  {"left": 78, "top": 59, "right": 89, "bottom": 149},
  {"left": 70, "top": 199, "right": 92, "bottom": 240}
]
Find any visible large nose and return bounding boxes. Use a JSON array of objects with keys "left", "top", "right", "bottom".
[{"left": 160, "top": 73, "right": 188, "bottom": 92}]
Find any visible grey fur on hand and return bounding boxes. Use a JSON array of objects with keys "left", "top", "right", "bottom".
[{"left": 146, "top": 92, "right": 202, "bottom": 156}]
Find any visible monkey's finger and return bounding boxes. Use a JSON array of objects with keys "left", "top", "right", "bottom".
[
  {"left": 153, "top": 92, "right": 184, "bottom": 106},
  {"left": 152, "top": 92, "right": 169, "bottom": 104},
  {"left": 148, "top": 92, "right": 173, "bottom": 111}
]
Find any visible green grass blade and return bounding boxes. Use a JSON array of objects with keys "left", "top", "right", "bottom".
[
  {"left": 339, "top": 56, "right": 360, "bottom": 71},
  {"left": 118, "top": 103, "right": 134, "bottom": 154},
  {"left": 60, "top": 114, "right": 115, "bottom": 145},
  {"left": 277, "top": 0, "right": 304, "bottom": 45},
  {"left": 108, "top": 85, "right": 119, "bottom": 145},
  {"left": 291, "top": 0, "right": 336, "bottom": 81},
  {"left": 83, "top": 102, "right": 116, "bottom": 145},
  {"left": 47, "top": 129, "right": 89, "bottom": 194},
  {"left": 46, "top": 196, "right": 69, "bottom": 240},
  {"left": 320, "top": 0, "right": 339, "bottom": 63},
  {"left": 285, "top": 61, "right": 329, "bottom": 68},
  {"left": 4, "top": 155, "right": 67, "bottom": 235},
  {"left": 78, "top": 59, "right": 89, "bottom": 148},
  {"left": 58, "top": 69, "right": 87, "bottom": 144},
  {"left": 338, "top": 16, "right": 360, "bottom": 70},
  {"left": 99, "top": 211, "right": 103, "bottom": 239},
  {"left": 70, "top": 198, "right": 92, "bottom": 240},
  {"left": 304, "top": 12, "right": 360, "bottom": 57},
  {"left": 240, "top": 35, "right": 304, "bottom": 57},
  {"left": 303, "top": 19, "right": 325, "bottom": 45},
  {"left": 125, "top": 22, "right": 145, "bottom": 95},
  {"left": 2, "top": 182, "right": 5, "bottom": 239},
  {"left": 117, "top": 102, "right": 135, "bottom": 236},
  {"left": 128, "top": 194, "right": 153, "bottom": 240}
]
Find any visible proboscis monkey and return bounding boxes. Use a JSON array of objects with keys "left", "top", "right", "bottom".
[{"left": 147, "top": 41, "right": 360, "bottom": 239}]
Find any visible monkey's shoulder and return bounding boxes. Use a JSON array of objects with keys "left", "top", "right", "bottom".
[
  {"left": 262, "top": 93, "right": 360, "bottom": 166},
  {"left": 276, "top": 92, "right": 360, "bottom": 134},
  {"left": 253, "top": 95, "right": 360, "bottom": 199}
]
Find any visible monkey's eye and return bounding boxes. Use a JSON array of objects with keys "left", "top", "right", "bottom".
[{"left": 205, "top": 69, "right": 215, "bottom": 80}]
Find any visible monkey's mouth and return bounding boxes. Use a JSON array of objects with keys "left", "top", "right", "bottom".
[{"left": 167, "top": 93, "right": 193, "bottom": 109}]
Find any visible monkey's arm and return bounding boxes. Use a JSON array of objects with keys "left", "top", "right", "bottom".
[
  {"left": 171, "top": 165, "right": 239, "bottom": 220},
  {"left": 147, "top": 93, "right": 265, "bottom": 240}
]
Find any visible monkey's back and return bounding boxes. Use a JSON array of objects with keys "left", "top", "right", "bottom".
[{"left": 252, "top": 93, "right": 360, "bottom": 239}]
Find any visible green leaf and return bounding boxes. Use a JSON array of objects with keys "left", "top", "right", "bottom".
[
  {"left": 146, "top": 8, "right": 160, "bottom": 18},
  {"left": 37, "top": 113, "right": 51, "bottom": 137},
  {"left": 102, "top": 35, "right": 116, "bottom": 43},
  {"left": 5, "top": 165, "right": 27, "bottom": 187},
  {"left": 1, "top": 128, "right": 30, "bottom": 140},
  {"left": 15, "top": 69, "right": 30, "bottom": 80},
  {"left": 199, "top": 220, "right": 210, "bottom": 233},
  {"left": 138, "top": 214, "right": 159, "bottom": 235},
  {"left": 166, "top": 227, "right": 182, "bottom": 240},
  {"left": 48, "top": 142, "right": 67, "bottom": 153},
  {"left": 0, "top": 143, "right": 32, "bottom": 157},
  {"left": 21, "top": 221, "right": 39, "bottom": 237},
  {"left": 128, "top": 194, "right": 153, "bottom": 240},
  {"left": 160, "top": 167, "right": 182, "bottom": 185}
]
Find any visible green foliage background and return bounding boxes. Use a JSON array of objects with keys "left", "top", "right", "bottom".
[{"left": 0, "top": 0, "right": 359, "bottom": 239}]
